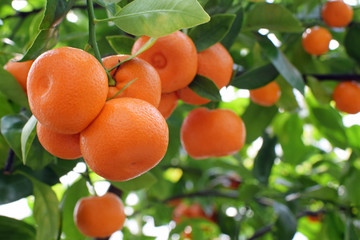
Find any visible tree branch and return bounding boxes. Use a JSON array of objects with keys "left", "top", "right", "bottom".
[
  {"left": 163, "top": 189, "right": 238, "bottom": 203},
  {"left": 3, "top": 149, "right": 15, "bottom": 174}
]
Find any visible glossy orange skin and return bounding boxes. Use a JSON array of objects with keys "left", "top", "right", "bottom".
[
  {"left": 250, "top": 81, "right": 281, "bottom": 106},
  {"left": 74, "top": 193, "right": 125, "bottom": 238},
  {"left": 322, "top": 0, "right": 353, "bottom": 28},
  {"left": 102, "top": 55, "right": 161, "bottom": 107},
  {"left": 157, "top": 92, "right": 179, "bottom": 119},
  {"left": 37, "top": 122, "right": 81, "bottom": 160},
  {"left": 4, "top": 60, "right": 34, "bottom": 93},
  {"left": 180, "top": 108, "right": 246, "bottom": 159},
  {"left": 178, "top": 43, "right": 234, "bottom": 105},
  {"left": 131, "top": 31, "right": 198, "bottom": 93},
  {"left": 80, "top": 98, "right": 169, "bottom": 181},
  {"left": 27, "top": 47, "right": 108, "bottom": 134},
  {"left": 302, "top": 26, "right": 332, "bottom": 56},
  {"left": 333, "top": 81, "right": 360, "bottom": 114}
]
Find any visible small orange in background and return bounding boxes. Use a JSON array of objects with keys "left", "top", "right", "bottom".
[
  {"left": 80, "top": 97, "right": 169, "bottom": 181},
  {"left": 131, "top": 30, "right": 198, "bottom": 93},
  {"left": 4, "top": 59, "right": 34, "bottom": 93},
  {"left": 333, "top": 81, "right": 360, "bottom": 114},
  {"left": 249, "top": 81, "right": 281, "bottom": 106},
  {"left": 27, "top": 47, "right": 108, "bottom": 134},
  {"left": 302, "top": 26, "right": 332, "bottom": 56},
  {"left": 74, "top": 193, "right": 125, "bottom": 238},
  {"left": 102, "top": 55, "right": 161, "bottom": 107},
  {"left": 180, "top": 107, "right": 246, "bottom": 159},
  {"left": 157, "top": 92, "right": 179, "bottom": 119},
  {"left": 322, "top": 0, "right": 353, "bottom": 28},
  {"left": 37, "top": 122, "right": 81, "bottom": 160},
  {"left": 178, "top": 43, "right": 234, "bottom": 105},
  {"left": 172, "top": 202, "right": 210, "bottom": 223}
]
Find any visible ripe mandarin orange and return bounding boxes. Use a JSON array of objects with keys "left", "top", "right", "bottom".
[
  {"left": 102, "top": 55, "right": 161, "bottom": 107},
  {"left": 322, "top": 0, "right": 353, "bottom": 28},
  {"left": 172, "top": 202, "right": 209, "bottom": 223},
  {"left": 178, "top": 43, "right": 234, "bottom": 105},
  {"left": 157, "top": 92, "right": 179, "bottom": 119},
  {"left": 250, "top": 81, "right": 281, "bottom": 106},
  {"left": 302, "top": 26, "right": 332, "bottom": 55},
  {"left": 333, "top": 81, "right": 360, "bottom": 114},
  {"left": 131, "top": 31, "right": 198, "bottom": 93},
  {"left": 74, "top": 193, "right": 125, "bottom": 238},
  {"left": 37, "top": 121, "right": 81, "bottom": 160},
  {"left": 4, "top": 59, "right": 34, "bottom": 93},
  {"left": 27, "top": 47, "right": 108, "bottom": 134},
  {"left": 80, "top": 97, "right": 169, "bottom": 181},
  {"left": 181, "top": 107, "right": 246, "bottom": 159}
]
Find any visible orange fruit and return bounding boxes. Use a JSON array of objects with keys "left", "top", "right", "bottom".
[
  {"left": 333, "top": 81, "right": 360, "bottom": 114},
  {"left": 102, "top": 55, "right": 161, "bottom": 107},
  {"left": 4, "top": 59, "right": 34, "bottom": 93},
  {"left": 131, "top": 31, "right": 198, "bottom": 93},
  {"left": 172, "top": 202, "right": 209, "bottom": 223},
  {"left": 249, "top": 81, "right": 281, "bottom": 106},
  {"left": 27, "top": 47, "right": 108, "bottom": 134},
  {"left": 302, "top": 26, "right": 332, "bottom": 55},
  {"left": 37, "top": 121, "right": 81, "bottom": 160},
  {"left": 178, "top": 43, "right": 234, "bottom": 105},
  {"left": 180, "top": 107, "right": 246, "bottom": 159},
  {"left": 157, "top": 92, "right": 179, "bottom": 119},
  {"left": 74, "top": 193, "right": 125, "bottom": 238},
  {"left": 322, "top": 0, "right": 353, "bottom": 28},
  {"left": 80, "top": 97, "right": 169, "bottom": 181}
]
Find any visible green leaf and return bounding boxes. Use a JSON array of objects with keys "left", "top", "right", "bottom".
[
  {"left": 111, "top": 171, "right": 157, "bottom": 191},
  {"left": 221, "top": 7, "right": 244, "bottom": 50},
  {"left": 61, "top": 177, "right": 89, "bottom": 240},
  {"left": 39, "top": 0, "right": 67, "bottom": 30},
  {"left": 188, "top": 13, "right": 235, "bottom": 52},
  {"left": 0, "top": 216, "right": 35, "bottom": 240},
  {"left": 345, "top": 218, "right": 359, "bottom": 240},
  {"left": 106, "top": 35, "right": 135, "bottom": 55},
  {"left": 306, "top": 76, "right": 333, "bottom": 105},
  {"left": 242, "top": 102, "right": 278, "bottom": 143},
  {"left": 256, "top": 34, "right": 305, "bottom": 94},
  {"left": 94, "top": 0, "right": 122, "bottom": 15},
  {"left": 0, "top": 68, "right": 29, "bottom": 109},
  {"left": 1, "top": 114, "right": 29, "bottom": 159},
  {"left": 237, "top": 182, "right": 261, "bottom": 203},
  {"left": 344, "top": 23, "right": 360, "bottom": 63},
  {"left": 231, "top": 64, "right": 278, "bottom": 90},
  {"left": 21, "top": 28, "right": 60, "bottom": 61},
  {"left": 273, "top": 202, "right": 297, "bottom": 240},
  {"left": 188, "top": 75, "right": 221, "bottom": 102},
  {"left": 243, "top": 3, "right": 303, "bottom": 32},
  {"left": 110, "top": 0, "right": 210, "bottom": 37},
  {"left": 24, "top": 174, "right": 60, "bottom": 240},
  {"left": 302, "top": 185, "right": 338, "bottom": 201},
  {"left": 21, "top": 115, "right": 38, "bottom": 164},
  {"left": 347, "top": 125, "right": 360, "bottom": 152},
  {"left": 344, "top": 170, "right": 360, "bottom": 205},
  {"left": 252, "top": 133, "right": 277, "bottom": 185}
]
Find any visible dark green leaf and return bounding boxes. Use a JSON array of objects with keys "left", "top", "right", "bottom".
[
  {"left": 242, "top": 102, "right": 278, "bottom": 143},
  {"left": 21, "top": 115, "right": 37, "bottom": 164},
  {"left": 0, "top": 216, "right": 35, "bottom": 240},
  {"left": 61, "top": 177, "right": 89, "bottom": 240},
  {"left": 256, "top": 34, "right": 305, "bottom": 94},
  {"left": 231, "top": 64, "right": 278, "bottom": 90},
  {"left": 39, "top": 0, "right": 67, "bottom": 29},
  {"left": 344, "top": 170, "right": 360, "bottom": 205},
  {"left": 221, "top": 7, "right": 244, "bottom": 49},
  {"left": 1, "top": 114, "right": 29, "bottom": 159},
  {"left": 24, "top": 174, "right": 60, "bottom": 240},
  {"left": 243, "top": 3, "right": 303, "bottom": 32},
  {"left": 274, "top": 202, "right": 297, "bottom": 240},
  {"left": 188, "top": 75, "right": 221, "bottom": 102},
  {"left": 0, "top": 171, "right": 33, "bottom": 204},
  {"left": 94, "top": 0, "right": 122, "bottom": 15},
  {"left": 252, "top": 133, "right": 277, "bottom": 185},
  {"left": 237, "top": 181, "right": 261, "bottom": 203},
  {"left": 188, "top": 13, "right": 235, "bottom": 52},
  {"left": 306, "top": 76, "right": 333, "bottom": 105},
  {"left": 302, "top": 185, "right": 338, "bottom": 201},
  {"left": 106, "top": 35, "right": 135, "bottom": 55},
  {"left": 22, "top": 28, "right": 59, "bottom": 61},
  {"left": 0, "top": 68, "right": 29, "bottom": 108},
  {"left": 111, "top": 0, "right": 210, "bottom": 37},
  {"left": 345, "top": 218, "right": 359, "bottom": 240},
  {"left": 344, "top": 23, "right": 360, "bottom": 63},
  {"left": 111, "top": 172, "right": 157, "bottom": 191}
]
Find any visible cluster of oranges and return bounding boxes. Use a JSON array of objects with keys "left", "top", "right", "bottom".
[{"left": 300, "top": 0, "right": 360, "bottom": 114}]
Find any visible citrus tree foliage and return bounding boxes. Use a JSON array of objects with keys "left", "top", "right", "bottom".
[{"left": 0, "top": 0, "right": 360, "bottom": 239}]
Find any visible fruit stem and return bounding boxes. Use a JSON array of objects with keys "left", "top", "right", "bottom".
[
  {"left": 86, "top": 0, "right": 116, "bottom": 86},
  {"left": 82, "top": 166, "right": 98, "bottom": 196}
]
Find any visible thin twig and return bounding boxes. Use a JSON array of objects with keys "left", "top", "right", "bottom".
[
  {"left": 163, "top": 189, "right": 238, "bottom": 203},
  {"left": 3, "top": 149, "right": 15, "bottom": 174}
]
